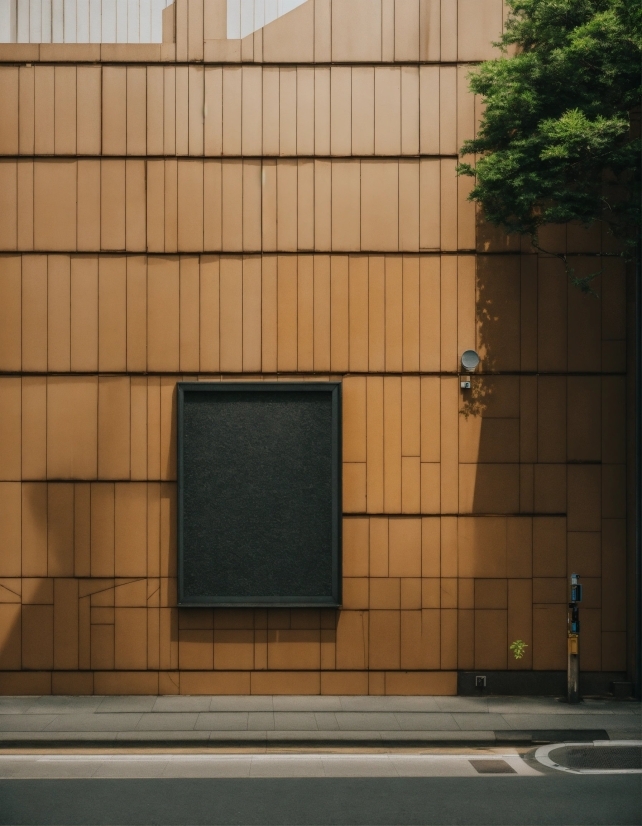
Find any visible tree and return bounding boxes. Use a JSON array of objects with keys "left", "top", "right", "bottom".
[{"left": 458, "top": 0, "right": 641, "bottom": 284}]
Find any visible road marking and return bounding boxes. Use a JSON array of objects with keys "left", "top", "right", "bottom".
[{"left": 535, "top": 741, "right": 642, "bottom": 775}]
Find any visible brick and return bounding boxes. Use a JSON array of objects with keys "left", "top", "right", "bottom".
[
  {"left": 369, "top": 610, "right": 400, "bottom": 670},
  {"left": 533, "top": 517, "right": 567, "bottom": 577},
  {"left": 268, "top": 629, "right": 320, "bottom": 670},
  {"left": 0, "top": 604, "right": 21, "bottom": 669},
  {"left": 95, "top": 672, "right": 159, "bottom": 695},
  {"left": 475, "top": 580, "right": 507, "bottom": 609},
  {"left": 251, "top": 672, "right": 320, "bottom": 695},
  {"left": 533, "top": 605, "right": 566, "bottom": 670},
  {"left": 400, "top": 609, "right": 440, "bottom": 669},
  {"left": 180, "top": 671, "right": 251, "bottom": 695},
  {"left": 179, "top": 629, "right": 213, "bottom": 670},
  {"left": 52, "top": 672, "right": 93, "bottom": 696},
  {"left": 343, "top": 518, "right": 369, "bottom": 577},
  {"left": 22, "top": 604, "right": 53, "bottom": 670},
  {"left": 385, "top": 671, "right": 457, "bottom": 696},
  {"left": 370, "top": 579, "right": 400, "bottom": 609},
  {"left": 214, "top": 630, "right": 254, "bottom": 670},
  {"left": 321, "top": 672, "right": 368, "bottom": 695},
  {"left": 458, "top": 517, "right": 506, "bottom": 578},
  {"left": 343, "top": 578, "right": 369, "bottom": 609},
  {"left": 474, "top": 610, "right": 507, "bottom": 670},
  {"left": 533, "top": 578, "right": 567, "bottom": 604},
  {"left": 336, "top": 611, "right": 368, "bottom": 670},
  {"left": 388, "top": 518, "right": 421, "bottom": 577}
]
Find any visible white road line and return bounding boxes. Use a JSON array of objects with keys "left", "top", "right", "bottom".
[{"left": 535, "top": 741, "right": 642, "bottom": 775}]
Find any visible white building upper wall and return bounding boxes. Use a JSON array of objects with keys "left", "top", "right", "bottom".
[
  {"left": 0, "top": 0, "right": 311, "bottom": 43},
  {"left": 0, "top": 0, "right": 505, "bottom": 61}
]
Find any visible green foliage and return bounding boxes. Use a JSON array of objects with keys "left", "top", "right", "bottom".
[
  {"left": 510, "top": 639, "right": 529, "bottom": 660},
  {"left": 458, "top": 0, "right": 641, "bottom": 258}
]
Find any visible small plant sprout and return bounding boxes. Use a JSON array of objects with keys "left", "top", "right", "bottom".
[{"left": 510, "top": 640, "right": 528, "bottom": 660}]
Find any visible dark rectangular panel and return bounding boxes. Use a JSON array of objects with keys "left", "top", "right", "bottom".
[{"left": 178, "top": 382, "right": 342, "bottom": 606}]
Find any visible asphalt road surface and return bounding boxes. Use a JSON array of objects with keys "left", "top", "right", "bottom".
[{"left": 0, "top": 753, "right": 640, "bottom": 825}]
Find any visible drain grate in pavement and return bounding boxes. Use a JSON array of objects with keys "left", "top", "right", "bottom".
[
  {"left": 549, "top": 746, "right": 642, "bottom": 771},
  {"left": 469, "top": 759, "right": 516, "bottom": 774}
]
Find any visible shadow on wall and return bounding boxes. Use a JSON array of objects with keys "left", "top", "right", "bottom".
[
  {"left": 463, "top": 249, "right": 552, "bottom": 676},
  {"left": 464, "top": 233, "right": 617, "bottom": 679}
]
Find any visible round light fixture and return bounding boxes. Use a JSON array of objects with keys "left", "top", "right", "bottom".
[{"left": 461, "top": 350, "right": 480, "bottom": 373}]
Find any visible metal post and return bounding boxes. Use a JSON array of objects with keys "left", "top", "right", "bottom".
[
  {"left": 635, "top": 241, "right": 641, "bottom": 700},
  {"left": 567, "top": 573, "right": 582, "bottom": 704}
]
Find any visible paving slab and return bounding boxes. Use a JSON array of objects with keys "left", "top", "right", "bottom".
[
  {"left": 503, "top": 713, "right": 642, "bottom": 731},
  {"left": 336, "top": 712, "right": 401, "bottom": 731},
  {"left": 209, "top": 696, "right": 273, "bottom": 712},
  {"left": 116, "top": 731, "right": 210, "bottom": 742},
  {"left": 273, "top": 712, "right": 319, "bottom": 730},
  {"left": 247, "top": 711, "right": 275, "bottom": 730},
  {"left": 0, "top": 698, "right": 38, "bottom": 715},
  {"left": 393, "top": 712, "right": 458, "bottom": 731},
  {"left": 152, "top": 696, "right": 212, "bottom": 713},
  {"left": 434, "top": 698, "right": 490, "bottom": 712},
  {"left": 339, "top": 697, "right": 442, "bottom": 712},
  {"left": 194, "top": 712, "right": 249, "bottom": 730},
  {"left": 98, "top": 697, "right": 157, "bottom": 713},
  {"left": 314, "top": 712, "right": 340, "bottom": 730},
  {"left": 0, "top": 715, "right": 59, "bottom": 732},
  {"left": 450, "top": 713, "right": 513, "bottom": 731},
  {"left": 487, "top": 697, "right": 635, "bottom": 715},
  {"left": 0, "top": 731, "right": 119, "bottom": 742},
  {"left": 0, "top": 695, "right": 637, "bottom": 748},
  {"left": 135, "top": 712, "right": 199, "bottom": 731},
  {"left": 273, "top": 696, "right": 342, "bottom": 712},
  {"left": 43, "top": 713, "right": 143, "bottom": 732},
  {"left": 25, "top": 697, "right": 103, "bottom": 714}
]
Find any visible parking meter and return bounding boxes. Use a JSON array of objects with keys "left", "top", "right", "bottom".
[{"left": 567, "top": 573, "right": 582, "bottom": 703}]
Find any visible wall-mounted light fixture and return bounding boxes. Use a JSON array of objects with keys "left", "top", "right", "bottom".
[{"left": 460, "top": 350, "right": 480, "bottom": 389}]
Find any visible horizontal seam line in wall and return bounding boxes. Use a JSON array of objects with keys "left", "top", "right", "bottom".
[
  {"left": 0, "top": 61, "right": 486, "bottom": 68},
  {"left": 0, "top": 155, "right": 465, "bottom": 161},
  {"left": 0, "top": 372, "right": 628, "bottom": 378},
  {"left": 0, "top": 664, "right": 460, "bottom": 668},
  {"left": 6, "top": 497, "right": 569, "bottom": 517},
  {"left": 1, "top": 250, "right": 615, "bottom": 258},
  {"left": 335, "top": 513, "right": 571, "bottom": 518},
  {"left": 0, "top": 247, "right": 622, "bottom": 258}
]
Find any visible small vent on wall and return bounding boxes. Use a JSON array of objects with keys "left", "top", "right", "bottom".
[{"left": 0, "top": 0, "right": 310, "bottom": 43}]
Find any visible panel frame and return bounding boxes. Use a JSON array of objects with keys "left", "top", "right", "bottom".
[{"left": 177, "top": 380, "right": 342, "bottom": 608}]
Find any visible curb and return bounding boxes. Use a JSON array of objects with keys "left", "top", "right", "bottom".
[{"left": 0, "top": 729, "right": 610, "bottom": 750}]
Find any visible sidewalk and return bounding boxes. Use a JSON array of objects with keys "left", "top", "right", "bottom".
[{"left": 0, "top": 695, "right": 639, "bottom": 748}]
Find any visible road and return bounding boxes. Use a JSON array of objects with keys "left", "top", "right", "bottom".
[{"left": 0, "top": 752, "right": 640, "bottom": 825}]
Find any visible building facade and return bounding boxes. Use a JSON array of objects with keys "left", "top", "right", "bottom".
[{"left": 0, "top": 0, "right": 635, "bottom": 696}]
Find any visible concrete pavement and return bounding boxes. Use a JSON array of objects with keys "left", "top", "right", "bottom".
[{"left": 0, "top": 695, "right": 639, "bottom": 746}]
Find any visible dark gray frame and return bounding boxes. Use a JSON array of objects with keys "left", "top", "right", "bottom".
[{"left": 177, "top": 381, "right": 342, "bottom": 607}]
